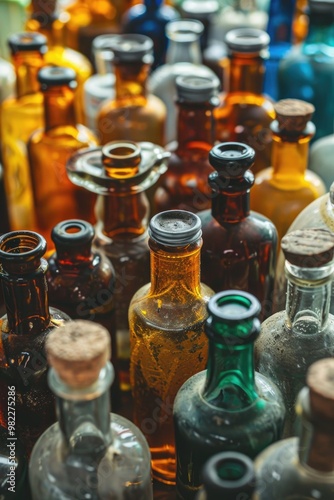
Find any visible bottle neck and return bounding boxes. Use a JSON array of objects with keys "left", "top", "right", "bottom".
[
  {"left": 305, "top": 10, "right": 334, "bottom": 47},
  {"left": 149, "top": 240, "right": 202, "bottom": 298},
  {"left": 144, "top": 0, "right": 163, "bottom": 10},
  {"left": 54, "top": 243, "right": 93, "bottom": 267},
  {"left": 114, "top": 62, "right": 149, "bottom": 104},
  {"left": 271, "top": 127, "right": 312, "bottom": 179},
  {"left": 1, "top": 259, "right": 51, "bottom": 334},
  {"left": 284, "top": 262, "right": 333, "bottom": 334},
  {"left": 13, "top": 52, "right": 45, "bottom": 98},
  {"left": 43, "top": 85, "right": 77, "bottom": 131},
  {"left": 229, "top": 53, "right": 265, "bottom": 94},
  {"left": 211, "top": 189, "right": 250, "bottom": 223},
  {"left": 267, "top": 0, "right": 295, "bottom": 45},
  {"left": 165, "top": 37, "right": 202, "bottom": 64},
  {"left": 176, "top": 100, "right": 217, "bottom": 151}
]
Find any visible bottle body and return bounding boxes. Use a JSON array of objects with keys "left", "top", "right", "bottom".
[{"left": 309, "top": 134, "right": 334, "bottom": 191}]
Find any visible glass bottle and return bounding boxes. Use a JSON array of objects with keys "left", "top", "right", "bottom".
[
  {"left": 195, "top": 452, "right": 256, "bottom": 500},
  {"left": 309, "top": 133, "right": 334, "bottom": 191},
  {"left": 254, "top": 358, "right": 334, "bottom": 499},
  {"left": 122, "top": 0, "right": 180, "bottom": 70},
  {"left": 1, "top": 32, "right": 46, "bottom": 231},
  {"left": 129, "top": 210, "right": 214, "bottom": 485},
  {"left": 25, "top": 0, "right": 92, "bottom": 124},
  {"left": 154, "top": 74, "right": 220, "bottom": 214},
  {"left": 214, "top": 28, "right": 275, "bottom": 175},
  {"left": 148, "top": 19, "right": 218, "bottom": 145},
  {"left": 0, "top": 424, "right": 29, "bottom": 500},
  {"left": 0, "top": 57, "right": 15, "bottom": 104},
  {"left": 0, "top": 230, "right": 70, "bottom": 455},
  {"left": 256, "top": 227, "right": 334, "bottom": 438},
  {"left": 0, "top": 163, "right": 10, "bottom": 236},
  {"left": 278, "top": 0, "right": 334, "bottom": 142},
  {"left": 250, "top": 98, "right": 326, "bottom": 247},
  {"left": 66, "top": 140, "right": 169, "bottom": 391},
  {"left": 29, "top": 319, "right": 153, "bottom": 499},
  {"left": 97, "top": 34, "right": 166, "bottom": 146},
  {"left": 199, "top": 142, "right": 278, "bottom": 322},
  {"left": 173, "top": 290, "right": 285, "bottom": 500},
  {"left": 28, "top": 66, "right": 98, "bottom": 250}
]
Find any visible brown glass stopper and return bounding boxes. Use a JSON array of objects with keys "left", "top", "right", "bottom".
[
  {"left": 274, "top": 98, "right": 315, "bottom": 133},
  {"left": 46, "top": 320, "right": 111, "bottom": 388},
  {"left": 307, "top": 358, "right": 334, "bottom": 421},
  {"left": 281, "top": 228, "right": 334, "bottom": 268}
]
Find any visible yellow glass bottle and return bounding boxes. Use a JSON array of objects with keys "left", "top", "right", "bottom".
[
  {"left": 129, "top": 210, "right": 214, "bottom": 486},
  {"left": 1, "top": 32, "right": 46, "bottom": 231},
  {"left": 250, "top": 99, "right": 326, "bottom": 246},
  {"left": 28, "top": 66, "right": 98, "bottom": 249},
  {"left": 97, "top": 34, "right": 166, "bottom": 146},
  {"left": 26, "top": 0, "right": 92, "bottom": 124}
]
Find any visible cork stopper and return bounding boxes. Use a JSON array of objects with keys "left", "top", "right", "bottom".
[
  {"left": 274, "top": 99, "right": 315, "bottom": 133},
  {"left": 307, "top": 358, "right": 334, "bottom": 421},
  {"left": 281, "top": 229, "right": 334, "bottom": 268},
  {"left": 46, "top": 320, "right": 111, "bottom": 389}
]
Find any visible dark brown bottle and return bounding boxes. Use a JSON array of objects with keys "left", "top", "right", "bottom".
[{"left": 0, "top": 231, "right": 70, "bottom": 455}]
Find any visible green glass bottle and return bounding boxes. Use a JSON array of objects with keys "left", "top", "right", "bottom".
[{"left": 173, "top": 290, "right": 285, "bottom": 500}]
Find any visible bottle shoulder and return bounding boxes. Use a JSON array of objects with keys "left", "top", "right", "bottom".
[{"left": 29, "top": 124, "right": 98, "bottom": 149}]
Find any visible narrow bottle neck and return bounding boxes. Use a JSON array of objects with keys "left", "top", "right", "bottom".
[
  {"left": 229, "top": 53, "right": 265, "bottom": 94},
  {"left": 144, "top": 0, "right": 163, "bottom": 10},
  {"left": 176, "top": 101, "right": 216, "bottom": 150},
  {"left": 271, "top": 132, "right": 311, "bottom": 178},
  {"left": 306, "top": 11, "right": 334, "bottom": 46},
  {"left": 166, "top": 38, "right": 202, "bottom": 64},
  {"left": 1, "top": 259, "right": 51, "bottom": 334},
  {"left": 43, "top": 86, "right": 77, "bottom": 131},
  {"left": 54, "top": 244, "right": 93, "bottom": 266},
  {"left": 212, "top": 190, "right": 250, "bottom": 223},
  {"left": 114, "top": 63, "right": 149, "bottom": 104},
  {"left": 13, "top": 52, "right": 44, "bottom": 98}
]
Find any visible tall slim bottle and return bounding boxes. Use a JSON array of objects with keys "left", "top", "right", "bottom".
[
  {"left": 1, "top": 32, "right": 46, "bottom": 231},
  {"left": 97, "top": 34, "right": 166, "bottom": 146},
  {"left": 28, "top": 66, "right": 98, "bottom": 249},
  {"left": 0, "top": 230, "right": 70, "bottom": 454},
  {"left": 255, "top": 227, "right": 334, "bottom": 437},
  {"left": 154, "top": 74, "right": 220, "bottom": 214},
  {"left": 129, "top": 210, "right": 214, "bottom": 485},
  {"left": 173, "top": 290, "right": 285, "bottom": 499},
  {"left": 214, "top": 28, "right": 275, "bottom": 174}
]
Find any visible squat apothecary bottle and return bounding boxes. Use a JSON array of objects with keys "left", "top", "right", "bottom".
[
  {"left": 256, "top": 228, "right": 334, "bottom": 437},
  {"left": 129, "top": 210, "right": 214, "bottom": 485},
  {"left": 173, "top": 290, "right": 285, "bottom": 500},
  {"left": 29, "top": 320, "right": 153, "bottom": 499},
  {"left": 0, "top": 231, "right": 70, "bottom": 455}
]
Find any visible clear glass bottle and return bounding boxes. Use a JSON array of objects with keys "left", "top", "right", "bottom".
[
  {"left": 97, "top": 34, "right": 166, "bottom": 146},
  {"left": 0, "top": 230, "right": 70, "bottom": 455},
  {"left": 256, "top": 227, "right": 334, "bottom": 438},
  {"left": 148, "top": 19, "right": 218, "bottom": 145},
  {"left": 173, "top": 290, "right": 285, "bottom": 500},
  {"left": 29, "top": 319, "right": 153, "bottom": 499},
  {"left": 250, "top": 98, "right": 326, "bottom": 246},
  {"left": 1, "top": 32, "right": 46, "bottom": 231},
  {"left": 154, "top": 74, "right": 220, "bottom": 214},
  {"left": 254, "top": 358, "right": 334, "bottom": 499},
  {"left": 129, "top": 210, "right": 214, "bottom": 485},
  {"left": 309, "top": 133, "right": 334, "bottom": 191},
  {"left": 66, "top": 140, "right": 169, "bottom": 391},
  {"left": 215, "top": 28, "right": 275, "bottom": 175},
  {"left": 278, "top": 0, "right": 334, "bottom": 142},
  {"left": 28, "top": 66, "right": 98, "bottom": 249},
  {"left": 0, "top": 424, "right": 29, "bottom": 500},
  {"left": 195, "top": 452, "right": 256, "bottom": 500},
  {"left": 199, "top": 142, "right": 278, "bottom": 321}
]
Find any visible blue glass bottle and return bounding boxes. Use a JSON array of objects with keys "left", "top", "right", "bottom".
[
  {"left": 278, "top": 0, "right": 334, "bottom": 141},
  {"left": 122, "top": 0, "right": 180, "bottom": 69}
]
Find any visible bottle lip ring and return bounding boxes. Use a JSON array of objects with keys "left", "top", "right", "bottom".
[
  {"left": 225, "top": 28, "right": 270, "bottom": 52},
  {"left": 0, "top": 231, "right": 46, "bottom": 263},
  {"left": 175, "top": 74, "right": 220, "bottom": 102},
  {"left": 209, "top": 142, "right": 255, "bottom": 171},
  {"left": 166, "top": 18, "right": 204, "bottom": 41},
  {"left": 207, "top": 290, "right": 261, "bottom": 322},
  {"left": 8, "top": 32, "right": 48, "bottom": 53},
  {"left": 149, "top": 210, "right": 202, "bottom": 247},
  {"left": 103, "top": 34, "right": 154, "bottom": 63},
  {"left": 51, "top": 220, "right": 94, "bottom": 246},
  {"left": 38, "top": 66, "right": 77, "bottom": 87},
  {"left": 202, "top": 452, "right": 255, "bottom": 494}
]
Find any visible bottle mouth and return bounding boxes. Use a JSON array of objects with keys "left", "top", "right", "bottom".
[
  {"left": 166, "top": 19, "right": 204, "bottom": 42},
  {"left": 225, "top": 28, "right": 270, "bottom": 53},
  {"left": 8, "top": 31, "right": 48, "bottom": 54},
  {"left": 149, "top": 210, "right": 202, "bottom": 246},
  {"left": 0, "top": 231, "right": 46, "bottom": 273},
  {"left": 208, "top": 291, "right": 261, "bottom": 322},
  {"left": 51, "top": 220, "right": 94, "bottom": 247},
  {"left": 102, "top": 141, "right": 141, "bottom": 178}
]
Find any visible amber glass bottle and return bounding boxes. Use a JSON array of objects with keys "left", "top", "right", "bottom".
[
  {"left": 26, "top": 0, "right": 92, "bottom": 123},
  {"left": 250, "top": 99, "right": 326, "bottom": 246},
  {"left": 28, "top": 66, "right": 98, "bottom": 249},
  {"left": 97, "top": 34, "right": 166, "bottom": 146},
  {"left": 154, "top": 74, "right": 220, "bottom": 214},
  {"left": 0, "top": 231, "right": 70, "bottom": 455},
  {"left": 1, "top": 32, "right": 46, "bottom": 231},
  {"left": 199, "top": 142, "right": 278, "bottom": 321},
  {"left": 129, "top": 210, "right": 214, "bottom": 485},
  {"left": 215, "top": 28, "right": 275, "bottom": 174}
]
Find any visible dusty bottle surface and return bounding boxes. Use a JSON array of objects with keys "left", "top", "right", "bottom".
[
  {"left": 256, "top": 228, "right": 334, "bottom": 437},
  {"left": 29, "top": 320, "right": 153, "bottom": 499},
  {"left": 0, "top": 231, "right": 70, "bottom": 455},
  {"left": 173, "top": 290, "right": 285, "bottom": 499},
  {"left": 129, "top": 210, "right": 214, "bottom": 485},
  {"left": 28, "top": 66, "right": 98, "bottom": 249},
  {"left": 199, "top": 142, "right": 278, "bottom": 321},
  {"left": 0, "top": 424, "right": 29, "bottom": 500}
]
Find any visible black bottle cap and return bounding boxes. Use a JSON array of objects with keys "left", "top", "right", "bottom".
[
  {"left": 175, "top": 74, "right": 220, "bottom": 102},
  {"left": 149, "top": 210, "right": 202, "bottom": 246},
  {"left": 8, "top": 32, "right": 48, "bottom": 54},
  {"left": 225, "top": 28, "right": 270, "bottom": 52},
  {"left": 200, "top": 452, "right": 256, "bottom": 499},
  {"left": 51, "top": 220, "right": 94, "bottom": 248},
  {"left": 38, "top": 66, "right": 77, "bottom": 88},
  {"left": 107, "top": 34, "right": 153, "bottom": 64}
]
